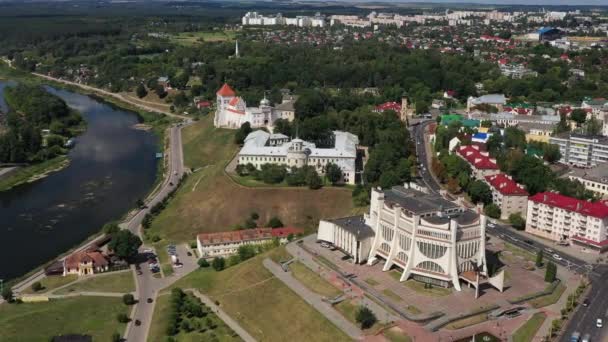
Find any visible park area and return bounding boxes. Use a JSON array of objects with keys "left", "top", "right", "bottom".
[
  {"left": 167, "top": 247, "right": 352, "bottom": 342},
  {"left": 0, "top": 297, "right": 129, "bottom": 341},
  {"left": 146, "top": 115, "right": 355, "bottom": 243},
  {"left": 169, "top": 31, "right": 236, "bottom": 46}
]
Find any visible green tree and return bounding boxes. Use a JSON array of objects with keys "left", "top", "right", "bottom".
[
  {"left": 103, "top": 222, "right": 120, "bottom": 235},
  {"left": 267, "top": 216, "right": 284, "bottom": 228},
  {"left": 355, "top": 306, "right": 377, "bottom": 329},
  {"left": 237, "top": 245, "right": 256, "bottom": 261},
  {"left": 136, "top": 83, "right": 147, "bottom": 98},
  {"left": 117, "top": 313, "right": 130, "bottom": 323},
  {"left": 1, "top": 287, "right": 13, "bottom": 302},
  {"left": 545, "top": 262, "right": 557, "bottom": 282},
  {"left": 212, "top": 257, "right": 226, "bottom": 271},
  {"left": 123, "top": 293, "right": 136, "bottom": 305},
  {"left": 585, "top": 115, "right": 602, "bottom": 135},
  {"left": 484, "top": 203, "right": 501, "bottom": 219},
  {"left": 198, "top": 258, "right": 210, "bottom": 268},
  {"left": 108, "top": 230, "right": 142, "bottom": 260},
  {"left": 536, "top": 250, "right": 544, "bottom": 267},
  {"left": 325, "top": 162, "right": 342, "bottom": 185},
  {"left": 31, "top": 281, "right": 43, "bottom": 292},
  {"left": 155, "top": 84, "right": 167, "bottom": 99},
  {"left": 468, "top": 180, "right": 492, "bottom": 205},
  {"left": 570, "top": 109, "right": 587, "bottom": 126},
  {"left": 234, "top": 122, "right": 252, "bottom": 145},
  {"left": 112, "top": 332, "right": 121, "bottom": 342},
  {"left": 509, "top": 213, "right": 526, "bottom": 230},
  {"left": 306, "top": 168, "right": 323, "bottom": 189}
]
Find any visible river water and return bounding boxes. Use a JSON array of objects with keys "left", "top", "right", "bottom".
[{"left": 0, "top": 81, "right": 158, "bottom": 281}]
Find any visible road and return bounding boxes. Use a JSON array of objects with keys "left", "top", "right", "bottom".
[{"left": 410, "top": 120, "right": 608, "bottom": 342}]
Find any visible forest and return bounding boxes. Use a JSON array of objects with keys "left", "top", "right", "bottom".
[{"left": 0, "top": 84, "right": 82, "bottom": 163}]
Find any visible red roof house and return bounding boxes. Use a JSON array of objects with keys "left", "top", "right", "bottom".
[
  {"left": 529, "top": 192, "right": 608, "bottom": 219},
  {"left": 216, "top": 83, "right": 236, "bottom": 97},
  {"left": 484, "top": 173, "right": 528, "bottom": 196}
]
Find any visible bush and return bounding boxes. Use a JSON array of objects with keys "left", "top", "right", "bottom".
[
  {"left": 212, "top": 257, "right": 226, "bottom": 271},
  {"left": 123, "top": 293, "right": 136, "bottom": 305},
  {"left": 509, "top": 213, "right": 526, "bottom": 230},
  {"left": 112, "top": 332, "right": 122, "bottom": 342},
  {"left": 484, "top": 203, "right": 501, "bottom": 219},
  {"left": 31, "top": 281, "right": 43, "bottom": 292},
  {"left": 1, "top": 287, "right": 13, "bottom": 302},
  {"left": 545, "top": 262, "right": 557, "bottom": 283},
  {"left": 117, "top": 313, "right": 130, "bottom": 323},
  {"left": 355, "top": 306, "right": 377, "bottom": 329},
  {"left": 198, "top": 259, "right": 210, "bottom": 268},
  {"left": 267, "top": 216, "right": 283, "bottom": 228}
]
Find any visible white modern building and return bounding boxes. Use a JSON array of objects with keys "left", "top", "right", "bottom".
[
  {"left": 242, "top": 12, "right": 326, "bottom": 27},
  {"left": 467, "top": 94, "right": 507, "bottom": 113},
  {"left": 526, "top": 192, "right": 608, "bottom": 253},
  {"left": 318, "top": 183, "right": 491, "bottom": 291},
  {"left": 238, "top": 130, "right": 359, "bottom": 184},
  {"left": 214, "top": 83, "right": 295, "bottom": 129},
  {"left": 549, "top": 133, "right": 608, "bottom": 168}
]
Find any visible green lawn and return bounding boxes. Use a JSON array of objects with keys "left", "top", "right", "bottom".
[
  {"left": 54, "top": 271, "right": 135, "bottom": 294},
  {"left": 0, "top": 297, "right": 128, "bottom": 341},
  {"left": 0, "top": 156, "right": 68, "bottom": 192},
  {"left": 290, "top": 261, "right": 341, "bottom": 297},
  {"left": 513, "top": 312, "right": 547, "bottom": 342},
  {"left": 21, "top": 275, "right": 78, "bottom": 294},
  {"left": 172, "top": 248, "right": 351, "bottom": 342},
  {"left": 169, "top": 31, "right": 236, "bottom": 46},
  {"left": 148, "top": 293, "right": 241, "bottom": 342},
  {"left": 529, "top": 284, "right": 566, "bottom": 308}
]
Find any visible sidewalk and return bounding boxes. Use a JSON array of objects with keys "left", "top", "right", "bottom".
[
  {"left": 188, "top": 289, "right": 257, "bottom": 342},
  {"left": 263, "top": 258, "right": 363, "bottom": 340}
]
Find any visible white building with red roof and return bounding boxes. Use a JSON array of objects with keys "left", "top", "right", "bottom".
[
  {"left": 456, "top": 145, "right": 500, "bottom": 179},
  {"left": 63, "top": 248, "right": 109, "bottom": 276},
  {"left": 196, "top": 227, "right": 303, "bottom": 259},
  {"left": 484, "top": 173, "right": 528, "bottom": 220},
  {"left": 526, "top": 192, "right": 608, "bottom": 253},
  {"left": 214, "top": 83, "right": 295, "bottom": 129}
]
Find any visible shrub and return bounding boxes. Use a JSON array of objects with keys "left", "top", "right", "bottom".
[
  {"left": 484, "top": 203, "right": 501, "bottom": 219},
  {"left": 31, "top": 281, "right": 43, "bottom": 292},
  {"left": 198, "top": 259, "right": 210, "bottom": 268},
  {"left": 212, "top": 257, "right": 226, "bottom": 271},
  {"left": 267, "top": 216, "right": 283, "bottom": 228},
  {"left": 509, "top": 213, "right": 526, "bottom": 230},
  {"left": 117, "top": 313, "right": 130, "bottom": 323},
  {"left": 355, "top": 306, "right": 377, "bottom": 329},
  {"left": 112, "top": 332, "right": 122, "bottom": 342},
  {"left": 123, "top": 294, "right": 136, "bottom": 305}
]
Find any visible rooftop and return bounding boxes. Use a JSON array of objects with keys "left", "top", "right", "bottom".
[
  {"left": 457, "top": 145, "right": 499, "bottom": 170},
  {"left": 197, "top": 227, "right": 303, "bottom": 245},
  {"left": 217, "top": 83, "right": 236, "bottom": 97},
  {"left": 568, "top": 163, "right": 608, "bottom": 184},
  {"left": 485, "top": 173, "right": 528, "bottom": 196},
  {"left": 383, "top": 185, "right": 461, "bottom": 215},
  {"left": 529, "top": 192, "right": 608, "bottom": 219},
  {"left": 328, "top": 215, "right": 375, "bottom": 239}
]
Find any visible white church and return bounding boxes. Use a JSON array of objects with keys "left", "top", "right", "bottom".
[{"left": 214, "top": 83, "right": 296, "bottom": 129}]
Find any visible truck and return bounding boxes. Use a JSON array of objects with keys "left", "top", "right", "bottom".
[{"left": 571, "top": 332, "right": 580, "bottom": 342}]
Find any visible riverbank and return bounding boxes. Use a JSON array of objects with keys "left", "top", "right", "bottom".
[{"left": 0, "top": 156, "right": 69, "bottom": 191}]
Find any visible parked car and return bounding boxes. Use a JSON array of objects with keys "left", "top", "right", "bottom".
[
  {"left": 524, "top": 239, "right": 534, "bottom": 245},
  {"left": 136, "top": 270, "right": 143, "bottom": 276},
  {"left": 320, "top": 242, "right": 330, "bottom": 248},
  {"left": 597, "top": 318, "right": 603, "bottom": 328},
  {"left": 147, "top": 298, "right": 153, "bottom": 303},
  {"left": 545, "top": 248, "right": 554, "bottom": 254},
  {"left": 553, "top": 254, "right": 563, "bottom": 261},
  {"left": 487, "top": 223, "right": 496, "bottom": 228},
  {"left": 582, "top": 333, "right": 590, "bottom": 342},
  {"left": 583, "top": 299, "right": 590, "bottom": 307}
]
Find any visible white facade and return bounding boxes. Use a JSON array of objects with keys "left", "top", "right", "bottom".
[
  {"left": 526, "top": 192, "right": 608, "bottom": 252},
  {"left": 214, "top": 84, "right": 295, "bottom": 129},
  {"left": 242, "top": 12, "right": 325, "bottom": 27},
  {"left": 317, "top": 217, "right": 374, "bottom": 264},
  {"left": 567, "top": 164, "right": 608, "bottom": 198},
  {"left": 238, "top": 130, "right": 358, "bottom": 184},
  {"left": 364, "top": 185, "right": 487, "bottom": 290},
  {"left": 549, "top": 134, "right": 608, "bottom": 168}
]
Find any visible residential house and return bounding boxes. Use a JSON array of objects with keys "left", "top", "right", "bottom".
[{"left": 484, "top": 173, "right": 528, "bottom": 220}]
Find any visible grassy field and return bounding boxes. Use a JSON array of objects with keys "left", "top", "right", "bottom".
[
  {"left": 529, "top": 283, "right": 566, "bottom": 308},
  {"left": 0, "top": 156, "right": 68, "bottom": 192},
  {"left": 172, "top": 247, "right": 351, "bottom": 342},
  {"left": 169, "top": 31, "right": 236, "bottom": 46},
  {"left": 147, "top": 115, "right": 354, "bottom": 243},
  {"left": 290, "top": 261, "right": 342, "bottom": 297},
  {"left": 0, "top": 297, "right": 128, "bottom": 341},
  {"left": 148, "top": 293, "right": 241, "bottom": 342},
  {"left": 21, "top": 274, "right": 78, "bottom": 294},
  {"left": 55, "top": 271, "right": 135, "bottom": 294},
  {"left": 513, "top": 312, "right": 546, "bottom": 342}
]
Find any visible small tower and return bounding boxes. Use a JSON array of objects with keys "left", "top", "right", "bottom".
[{"left": 235, "top": 40, "right": 240, "bottom": 59}]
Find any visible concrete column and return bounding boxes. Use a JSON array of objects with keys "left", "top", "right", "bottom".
[
  {"left": 449, "top": 219, "right": 462, "bottom": 291},
  {"left": 479, "top": 214, "right": 488, "bottom": 275},
  {"left": 400, "top": 214, "right": 418, "bottom": 282},
  {"left": 383, "top": 207, "right": 402, "bottom": 271}
]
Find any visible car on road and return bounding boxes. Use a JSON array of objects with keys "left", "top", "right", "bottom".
[
  {"left": 320, "top": 242, "right": 330, "bottom": 248},
  {"left": 597, "top": 318, "right": 603, "bottom": 328},
  {"left": 135, "top": 320, "right": 141, "bottom": 326},
  {"left": 169, "top": 182, "right": 174, "bottom": 186},
  {"left": 553, "top": 254, "right": 563, "bottom": 261},
  {"left": 545, "top": 248, "right": 554, "bottom": 254},
  {"left": 487, "top": 223, "right": 496, "bottom": 228},
  {"left": 558, "top": 240, "right": 570, "bottom": 246},
  {"left": 582, "top": 333, "right": 590, "bottom": 342},
  {"left": 187, "top": 251, "right": 192, "bottom": 256},
  {"left": 583, "top": 299, "right": 590, "bottom": 307},
  {"left": 136, "top": 270, "right": 143, "bottom": 275},
  {"left": 174, "top": 171, "right": 178, "bottom": 176},
  {"left": 174, "top": 263, "right": 183, "bottom": 268},
  {"left": 571, "top": 332, "right": 581, "bottom": 342},
  {"left": 524, "top": 239, "right": 534, "bottom": 245},
  {"left": 147, "top": 298, "right": 153, "bottom": 303}
]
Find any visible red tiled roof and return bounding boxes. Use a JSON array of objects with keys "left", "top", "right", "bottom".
[
  {"left": 529, "top": 192, "right": 608, "bottom": 219},
  {"left": 457, "top": 145, "right": 499, "bottom": 170},
  {"left": 65, "top": 249, "right": 108, "bottom": 270},
  {"left": 198, "top": 227, "right": 304, "bottom": 245},
  {"left": 228, "top": 97, "right": 240, "bottom": 106},
  {"left": 485, "top": 173, "right": 528, "bottom": 196},
  {"left": 376, "top": 102, "right": 402, "bottom": 112},
  {"left": 216, "top": 83, "right": 236, "bottom": 97}
]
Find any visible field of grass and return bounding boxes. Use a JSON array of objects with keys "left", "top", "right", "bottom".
[
  {"left": 513, "top": 312, "right": 546, "bottom": 342},
  {"left": 147, "top": 115, "right": 354, "bottom": 243},
  {"left": 172, "top": 247, "right": 351, "bottom": 342},
  {"left": 21, "top": 274, "right": 78, "bottom": 294},
  {"left": 0, "top": 297, "right": 128, "bottom": 341},
  {"left": 0, "top": 156, "right": 68, "bottom": 192},
  {"left": 148, "top": 293, "right": 240, "bottom": 342},
  {"left": 290, "top": 261, "right": 341, "bottom": 297},
  {"left": 169, "top": 31, "right": 236, "bottom": 46},
  {"left": 529, "top": 284, "right": 566, "bottom": 308},
  {"left": 55, "top": 271, "right": 135, "bottom": 294}
]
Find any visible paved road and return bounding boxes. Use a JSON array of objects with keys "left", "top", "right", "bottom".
[
  {"left": 188, "top": 289, "right": 257, "bottom": 342},
  {"left": 411, "top": 120, "right": 440, "bottom": 194},
  {"left": 263, "top": 258, "right": 362, "bottom": 340},
  {"left": 411, "top": 120, "right": 608, "bottom": 342}
]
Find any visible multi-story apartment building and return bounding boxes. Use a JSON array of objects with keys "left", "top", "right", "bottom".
[
  {"left": 318, "top": 183, "right": 492, "bottom": 291},
  {"left": 526, "top": 192, "right": 608, "bottom": 252},
  {"left": 567, "top": 164, "right": 608, "bottom": 198},
  {"left": 456, "top": 145, "right": 500, "bottom": 179},
  {"left": 549, "top": 133, "right": 608, "bottom": 167},
  {"left": 484, "top": 174, "right": 528, "bottom": 220}
]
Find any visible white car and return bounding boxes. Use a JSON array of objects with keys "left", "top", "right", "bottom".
[
  {"left": 545, "top": 248, "right": 554, "bottom": 254},
  {"left": 597, "top": 318, "right": 603, "bottom": 328},
  {"left": 320, "top": 242, "right": 330, "bottom": 248},
  {"left": 553, "top": 254, "right": 563, "bottom": 261},
  {"left": 487, "top": 223, "right": 496, "bottom": 228}
]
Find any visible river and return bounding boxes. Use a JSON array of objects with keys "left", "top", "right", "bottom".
[{"left": 0, "top": 81, "right": 159, "bottom": 281}]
